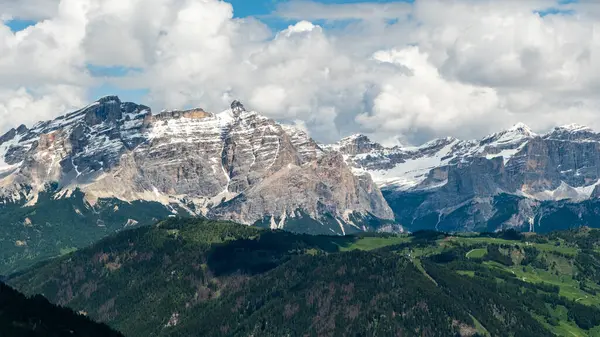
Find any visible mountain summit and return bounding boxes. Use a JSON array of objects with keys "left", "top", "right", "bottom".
[{"left": 0, "top": 96, "right": 393, "bottom": 234}]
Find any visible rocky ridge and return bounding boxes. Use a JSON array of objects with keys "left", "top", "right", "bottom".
[
  {"left": 0, "top": 96, "right": 394, "bottom": 236},
  {"left": 332, "top": 123, "right": 600, "bottom": 232}
]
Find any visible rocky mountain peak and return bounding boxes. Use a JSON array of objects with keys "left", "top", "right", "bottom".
[
  {"left": 508, "top": 122, "right": 535, "bottom": 136},
  {"left": 153, "top": 108, "right": 211, "bottom": 121},
  {"left": 16, "top": 124, "right": 28, "bottom": 134},
  {"left": 480, "top": 122, "right": 536, "bottom": 147},
  {"left": 340, "top": 134, "right": 371, "bottom": 144},
  {"left": 231, "top": 100, "right": 246, "bottom": 117},
  {"left": 82, "top": 95, "right": 121, "bottom": 122},
  {"left": 545, "top": 123, "right": 597, "bottom": 141},
  {"left": 0, "top": 125, "right": 29, "bottom": 146},
  {"left": 334, "top": 134, "right": 383, "bottom": 156},
  {"left": 420, "top": 137, "right": 458, "bottom": 149},
  {"left": 96, "top": 95, "right": 122, "bottom": 104},
  {"left": 0, "top": 128, "right": 16, "bottom": 145},
  {"left": 556, "top": 123, "right": 593, "bottom": 132}
]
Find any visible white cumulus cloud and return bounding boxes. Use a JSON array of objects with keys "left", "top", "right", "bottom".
[{"left": 1, "top": 0, "right": 600, "bottom": 146}]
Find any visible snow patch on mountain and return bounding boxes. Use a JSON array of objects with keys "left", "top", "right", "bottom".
[
  {"left": 361, "top": 139, "right": 459, "bottom": 189},
  {"left": 529, "top": 180, "right": 600, "bottom": 202},
  {"left": 557, "top": 123, "right": 593, "bottom": 133},
  {"left": 0, "top": 136, "right": 21, "bottom": 174}
]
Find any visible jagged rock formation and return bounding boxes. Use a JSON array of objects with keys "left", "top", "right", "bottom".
[
  {"left": 0, "top": 97, "right": 394, "bottom": 240},
  {"left": 332, "top": 123, "right": 600, "bottom": 232}
]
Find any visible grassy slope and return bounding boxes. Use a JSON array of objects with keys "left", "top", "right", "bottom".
[
  {"left": 338, "top": 235, "right": 411, "bottom": 251},
  {"left": 343, "top": 230, "right": 600, "bottom": 336},
  {"left": 438, "top": 235, "right": 600, "bottom": 336}
]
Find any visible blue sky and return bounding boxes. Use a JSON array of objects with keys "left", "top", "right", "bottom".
[
  {"left": 4, "top": 19, "right": 36, "bottom": 32},
  {"left": 229, "top": 0, "right": 413, "bottom": 18}
]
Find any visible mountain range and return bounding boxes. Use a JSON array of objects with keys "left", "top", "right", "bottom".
[
  {"left": 333, "top": 122, "right": 600, "bottom": 233},
  {"left": 3, "top": 96, "right": 600, "bottom": 272}
]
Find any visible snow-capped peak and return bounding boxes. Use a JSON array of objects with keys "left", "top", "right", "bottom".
[
  {"left": 339, "top": 133, "right": 369, "bottom": 143},
  {"left": 544, "top": 123, "right": 598, "bottom": 142},
  {"left": 421, "top": 137, "right": 458, "bottom": 148},
  {"left": 555, "top": 123, "right": 593, "bottom": 133},
  {"left": 508, "top": 122, "right": 536, "bottom": 136},
  {"left": 330, "top": 133, "right": 383, "bottom": 156},
  {"left": 480, "top": 122, "right": 536, "bottom": 148},
  {"left": 96, "top": 95, "right": 121, "bottom": 104}
]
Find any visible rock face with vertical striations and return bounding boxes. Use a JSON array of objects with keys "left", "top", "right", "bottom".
[
  {"left": 331, "top": 123, "right": 600, "bottom": 233},
  {"left": 0, "top": 96, "right": 395, "bottom": 246}
]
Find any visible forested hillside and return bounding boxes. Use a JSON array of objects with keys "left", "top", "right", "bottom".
[
  {"left": 0, "top": 281, "right": 123, "bottom": 337},
  {"left": 0, "top": 186, "right": 173, "bottom": 275},
  {"left": 8, "top": 218, "right": 600, "bottom": 336}
]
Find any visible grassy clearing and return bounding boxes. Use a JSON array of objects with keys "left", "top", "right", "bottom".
[
  {"left": 408, "top": 245, "right": 447, "bottom": 258},
  {"left": 450, "top": 237, "right": 517, "bottom": 246},
  {"left": 448, "top": 236, "right": 579, "bottom": 257},
  {"left": 466, "top": 248, "right": 487, "bottom": 258},
  {"left": 411, "top": 258, "right": 438, "bottom": 286},
  {"left": 59, "top": 247, "right": 77, "bottom": 255},
  {"left": 533, "top": 311, "right": 585, "bottom": 337},
  {"left": 484, "top": 261, "right": 600, "bottom": 306},
  {"left": 534, "top": 243, "right": 579, "bottom": 256},
  {"left": 457, "top": 270, "right": 475, "bottom": 277},
  {"left": 340, "top": 236, "right": 411, "bottom": 251},
  {"left": 546, "top": 253, "right": 575, "bottom": 275},
  {"left": 542, "top": 305, "right": 591, "bottom": 337}
]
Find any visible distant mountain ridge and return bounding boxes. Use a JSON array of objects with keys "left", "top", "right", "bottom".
[{"left": 332, "top": 122, "right": 600, "bottom": 232}]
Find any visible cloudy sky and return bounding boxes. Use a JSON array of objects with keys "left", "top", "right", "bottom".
[{"left": 0, "top": 0, "right": 598, "bottom": 145}]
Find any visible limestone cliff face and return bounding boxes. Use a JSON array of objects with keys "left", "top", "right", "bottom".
[
  {"left": 209, "top": 151, "right": 394, "bottom": 228},
  {"left": 0, "top": 97, "right": 394, "bottom": 235}
]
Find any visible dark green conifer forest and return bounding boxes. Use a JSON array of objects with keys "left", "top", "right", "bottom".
[{"left": 6, "top": 218, "right": 600, "bottom": 336}]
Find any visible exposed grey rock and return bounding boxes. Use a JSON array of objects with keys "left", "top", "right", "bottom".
[
  {"left": 334, "top": 123, "right": 600, "bottom": 232},
  {"left": 332, "top": 134, "right": 384, "bottom": 156},
  {"left": 0, "top": 128, "right": 16, "bottom": 145},
  {"left": 0, "top": 96, "right": 395, "bottom": 234}
]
